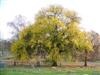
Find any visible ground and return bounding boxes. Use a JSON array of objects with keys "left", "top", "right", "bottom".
[
  {"left": 1, "top": 67, "right": 100, "bottom": 75},
  {"left": 1, "top": 62, "right": 100, "bottom": 75}
]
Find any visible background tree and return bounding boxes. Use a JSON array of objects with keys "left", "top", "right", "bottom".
[
  {"left": 8, "top": 15, "right": 27, "bottom": 40},
  {"left": 0, "top": 40, "right": 11, "bottom": 57},
  {"left": 77, "top": 32, "right": 93, "bottom": 67},
  {"left": 88, "top": 31, "right": 100, "bottom": 61}
]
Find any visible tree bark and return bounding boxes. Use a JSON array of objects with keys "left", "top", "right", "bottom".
[{"left": 84, "top": 50, "right": 88, "bottom": 67}]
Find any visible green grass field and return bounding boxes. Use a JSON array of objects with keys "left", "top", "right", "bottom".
[{"left": 0, "top": 67, "right": 100, "bottom": 75}]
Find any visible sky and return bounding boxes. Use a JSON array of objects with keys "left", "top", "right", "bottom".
[{"left": 0, "top": 0, "right": 100, "bottom": 39}]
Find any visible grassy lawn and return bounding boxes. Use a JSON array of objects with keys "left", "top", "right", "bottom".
[{"left": 0, "top": 67, "right": 100, "bottom": 75}]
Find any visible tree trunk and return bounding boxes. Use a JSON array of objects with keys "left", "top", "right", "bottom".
[
  {"left": 84, "top": 50, "right": 88, "bottom": 67},
  {"left": 14, "top": 61, "right": 16, "bottom": 66},
  {"left": 36, "top": 61, "right": 40, "bottom": 67},
  {"left": 52, "top": 60, "right": 57, "bottom": 66}
]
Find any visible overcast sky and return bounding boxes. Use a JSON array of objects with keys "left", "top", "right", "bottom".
[{"left": 0, "top": 0, "right": 100, "bottom": 39}]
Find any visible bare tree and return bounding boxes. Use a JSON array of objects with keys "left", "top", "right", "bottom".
[{"left": 8, "top": 15, "right": 27, "bottom": 40}]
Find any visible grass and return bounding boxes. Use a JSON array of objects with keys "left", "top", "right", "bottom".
[{"left": 0, "top": 67, "right": 100, "bottom": 75}]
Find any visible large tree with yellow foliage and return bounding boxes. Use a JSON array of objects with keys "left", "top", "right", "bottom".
[{"left": 11, "top": 5, "right": 93, "bottom": 67}]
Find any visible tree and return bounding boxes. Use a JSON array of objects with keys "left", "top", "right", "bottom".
[
  {"left": 0, "top": 40, "right": 11, "bottom": 57},
  {"left": 77, "top": 32, "right": 93, "bottom": 67},
  {"left": 34, "top": 5, "right": 80, "bottom": 66},
  {"left": 8, "top": 15, "right": 27, "bottom": 40},
  {"left": 88, "top": 31, "right": 100, "bottom": 61},
  {"left": 11, "top": 5, "right": 93, "bottom": 67},
  {"left": 11, "top": 25, "right": 33, "bottom": 59}
]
